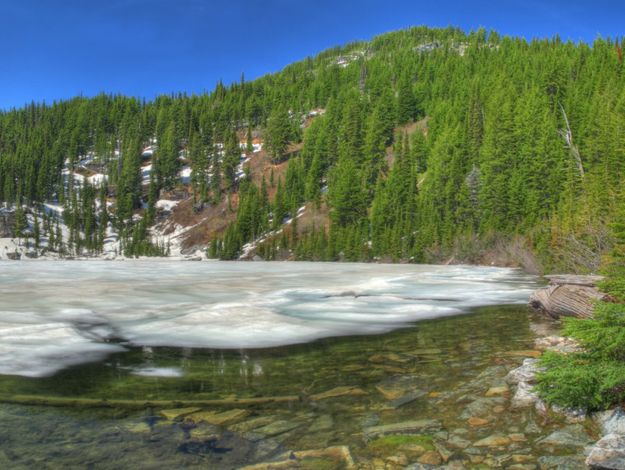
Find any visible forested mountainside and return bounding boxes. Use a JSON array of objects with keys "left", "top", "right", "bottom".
[{"left": 1, "top": 26, "right": 624, "bottom": 270}]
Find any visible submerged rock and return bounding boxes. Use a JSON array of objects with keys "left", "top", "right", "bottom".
[
  {"left": 363, "top": 419, "right": 442, "bottom": 439},
  {"left": 447, "top": 434, "right": 472, "bottom": 449},
  {"left": 537, "top": 454, "right": 587, "bottom": 469},
  {"left": 228, "top": 416, "right": 276, "bottom": 433},
  {"left": 185, "top": 409, "right": 249, "bottom": 426},
  {"left": 586, "top": 433, "right": 625, "bottom": 469},
  {"left": 308, "top": 414, "right": 334, "bottom": 432},
  {"left": 459, "top": 397, "right": 506, "bottom": 420},
  {"left": 159, "top": 407, "right": 201, "bottom": 421},
  {"left": 241, "top": 446, "right": 356, "bottom": 470},
  {"left": 387, "top": 390, "right": 426, "bottom": 408},
  {"left": 253, "top": 419, "right": 302, "bottom": 437},
  {"left": 473, "top": 434, "right": 512, "bottom": 448},
  {"left": 485, "top": 385, "right": 510, "bottom": 397},
  {"left": 122, "top": 421, "right": 152, "bottom": 434},
  {"left": 417, "top": 450, "right": 442, "bottom": 465},
  {"left": 536, "top": 424, "right": 593, "bottom": 451},
  {"left": 310, "top": 386, "right": 368, "bottom": 401},
  {"left": 467, "top": 417, "right": 490, "bottom": 427},
  {"left": 188, "top": 424, "right": 219, "bottom": 442},
  {"left": 535, "top": 335, "right": 582, "bottom": 354}
]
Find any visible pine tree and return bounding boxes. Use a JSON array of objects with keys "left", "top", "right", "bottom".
[
  {"left": 222, "top": 127, "right": 240, "bottom": 189},
  {"left": 157, "top": 122, "right": 179, "bottom": 191},
  {"left": 265, "top": 106, "right": 291, "bottom": 163}
]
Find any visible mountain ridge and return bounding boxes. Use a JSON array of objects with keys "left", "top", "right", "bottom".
[{"left": 1, "top": 26, "right": 624, "bottom": 273}]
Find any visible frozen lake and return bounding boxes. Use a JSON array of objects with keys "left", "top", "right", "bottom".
[{"left": 0, "top": 261, "right": 537, "bottom": 377}]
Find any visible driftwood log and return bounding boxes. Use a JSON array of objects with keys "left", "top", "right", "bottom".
[
  {"left": 0, "top": 394, "right": 301, "bottom": 409},
  {"left": 529, "top": 275, "right": 607, "bottom": 319}
]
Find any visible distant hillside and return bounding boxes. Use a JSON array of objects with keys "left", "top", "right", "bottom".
[{"left": 1, "top": 26, "right": 624, "bottom": 272}]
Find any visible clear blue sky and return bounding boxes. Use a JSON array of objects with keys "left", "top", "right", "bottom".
[{"left": 1, "top": 0, "right": 621, "bottom": 110}]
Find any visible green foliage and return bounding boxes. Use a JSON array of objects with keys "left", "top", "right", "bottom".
[
  {"left": 536, "top": 349, "right": 625, "bottom": 411},
  {"left": 537, "top": 301, "right": 625, "bottom": 411}
]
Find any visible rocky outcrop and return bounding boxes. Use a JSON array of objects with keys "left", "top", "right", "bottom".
[
  {"left": 587, "top": 433, "right": 625, "bottom": 469},
  {"left": 529, "top": 274, "right": 608, "bottom": 319},
  {"left": 587, "top": 409, "right": 625, "bottom": 469}
]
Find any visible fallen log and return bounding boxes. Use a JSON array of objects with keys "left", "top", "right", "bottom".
[
  {"left": 529, "top": 274, "right": 607, "bottom": 319},
  {"left": 0, "top": 394, "right": 301, "bottom": 409}
]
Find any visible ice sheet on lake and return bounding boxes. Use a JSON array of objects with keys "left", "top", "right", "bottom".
[{"left": 0, "top": 261, "right": 538, "bottom": 377}]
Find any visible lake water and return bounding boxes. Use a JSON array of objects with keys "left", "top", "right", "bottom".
[{"left": 0, "top": 262, "right": 593, "bottom": 468}]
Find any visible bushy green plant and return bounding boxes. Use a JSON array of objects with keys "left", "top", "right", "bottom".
[
  {"left": 537, "top": 301, "right": 625, "bottom": 411},
  {"left": 563, "top": 302, "right": 625, "bottom": 359},
  {"left": 536, "top": 350, "right": 625, "bottom": 410}
]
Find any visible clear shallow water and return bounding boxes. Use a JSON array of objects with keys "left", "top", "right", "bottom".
[
  {"left": 0, "top": 307, "right": 593, "bottom": 469},
  {"left": 0, "top": 263, "right": 595, "bottom": 468},
  {"left": 0, "top": 261, "right": 537, "bottom": 378}
]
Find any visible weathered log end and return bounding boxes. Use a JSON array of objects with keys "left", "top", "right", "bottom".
[{"left": 529, "top": 275, "right": 607, "bottom": 319}]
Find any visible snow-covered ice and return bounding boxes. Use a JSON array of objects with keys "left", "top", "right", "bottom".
[{"left": 0, "top": 261, "right": 537, "bottom": 377}]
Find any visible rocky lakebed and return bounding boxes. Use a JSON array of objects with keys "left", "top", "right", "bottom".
[{"left": 0, "top": 305, "right": 620, "bottom": 469}]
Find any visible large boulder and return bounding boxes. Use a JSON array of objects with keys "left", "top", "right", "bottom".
[
  {"left": 529, "top": 274, "right": 607, "bottom": 319},
  {"left": 586, "top": 433, "right": 625, "bottom": 469}
]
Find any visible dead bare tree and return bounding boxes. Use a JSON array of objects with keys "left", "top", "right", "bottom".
[{"left": 558, "top": 104, "right": 585, "bottom": 179}]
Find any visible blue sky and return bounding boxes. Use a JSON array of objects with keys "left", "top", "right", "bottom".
[{"left": 0, "top": 0, "right": 621, "bottom": 110}]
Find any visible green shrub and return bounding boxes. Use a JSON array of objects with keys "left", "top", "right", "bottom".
[
  {"left": 536, "top": 301, "right": 625, "bottom": 411},
  {"left": 562, "top": 302, "right": 625, "bottom": 359},
  {"left": 536, "top": 351, "right": 625, "bottom": 410}
]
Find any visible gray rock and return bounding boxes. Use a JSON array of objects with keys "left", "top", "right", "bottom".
[
  {"left": 552, "top": 404, "right": 587, "bottom": 423},
  {"left": 537, "top": 454, "right": 587, "bottom": 469},
  {"left": 506, "top": 358, "right": 542, "bottom": 385},
  {"left": 586, "top": 433, "right": 625, "bottom": 469},
  {"left": 536, "top": 424, "right": 593, "bottom": 451},
  {"left": 511, "top": 381, "right": 540, "bottom": 408},
  {"left": 594, "top": 408, "right": 625, "bottom": 436}
]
